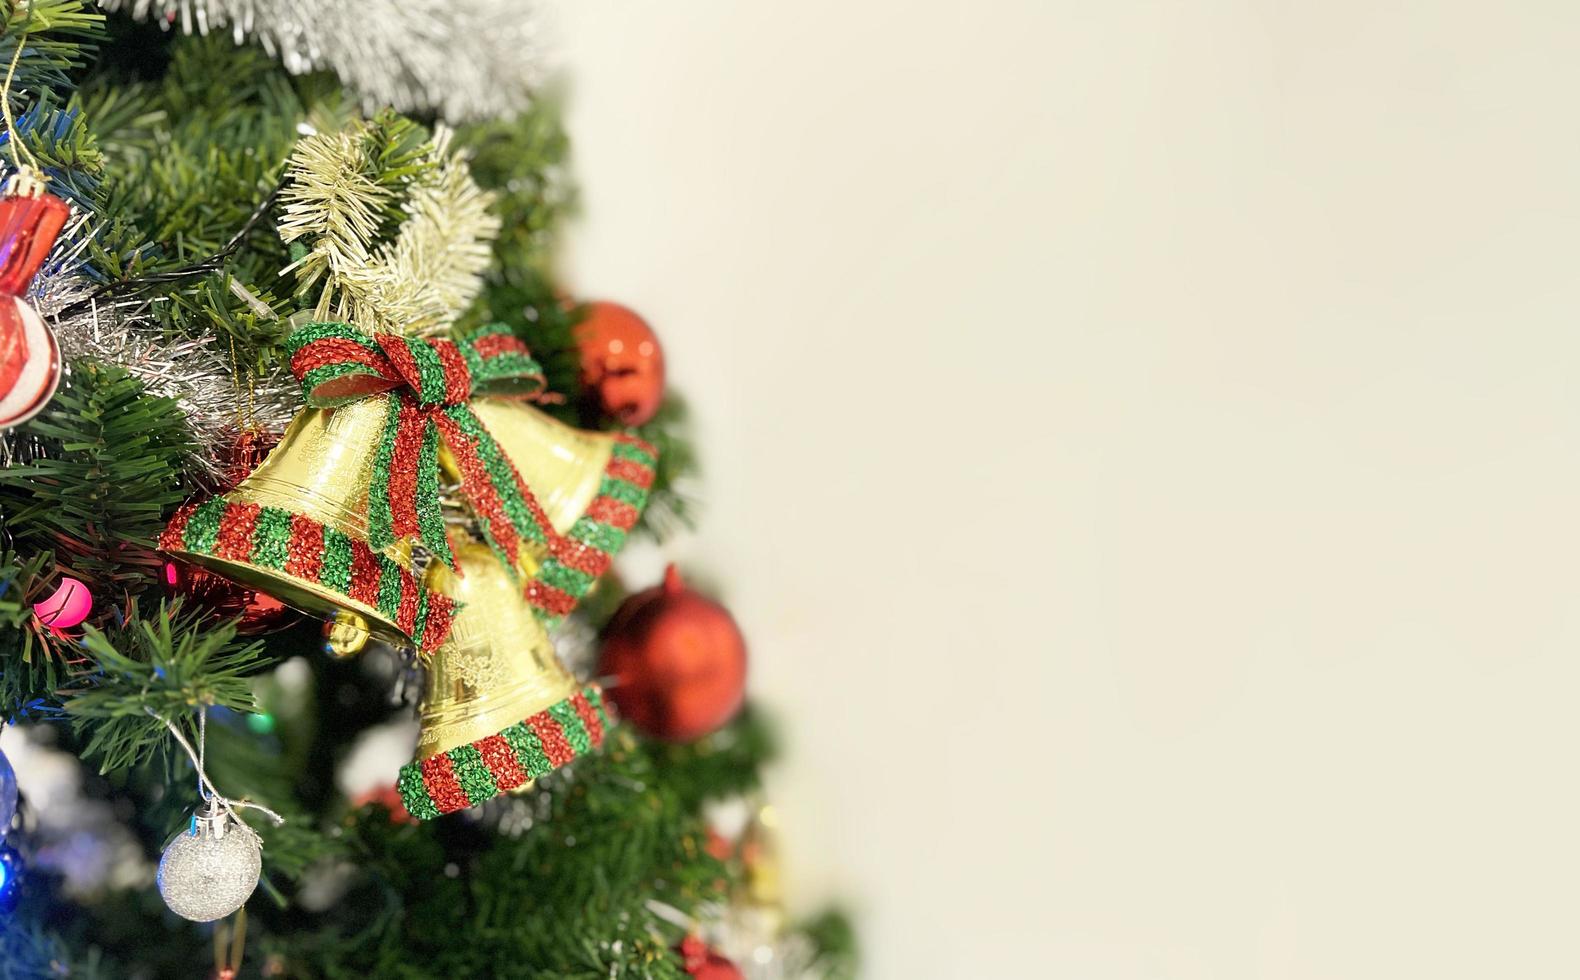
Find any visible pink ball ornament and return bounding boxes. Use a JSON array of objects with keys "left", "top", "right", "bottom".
[{"left": 33, "top": 576, "right": 91, "bottom": 635}]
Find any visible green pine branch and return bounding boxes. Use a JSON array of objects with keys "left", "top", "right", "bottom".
[
  {"left": 63, "top": 598, "right": 265, "bottom": 774},
  {"left": 0, "top": 361, "right": 195, "bottom": 596},
  {"left": 0, "top": 0, "right": 103, "bottom": 103}
]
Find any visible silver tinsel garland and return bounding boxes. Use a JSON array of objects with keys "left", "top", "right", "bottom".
[
  {"left": 98, "top": 0, "right": 547, "bottom": 122},
  {"left": 2, "top": 197, "right": 298, "bottom": 475}
]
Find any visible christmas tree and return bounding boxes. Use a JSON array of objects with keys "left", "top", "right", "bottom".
[{"left": 0, "top": 3, "right": 853, "bottom": 976}]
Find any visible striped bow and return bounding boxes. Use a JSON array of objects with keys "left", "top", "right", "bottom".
[{"left": 285, "top": 322, "right": 556, "bottom": 573}]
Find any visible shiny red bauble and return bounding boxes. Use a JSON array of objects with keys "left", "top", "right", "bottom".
[
  {"left": 163, "top": 558, "right": 299, "bottom": 634},
  {"left": 575, "top": 300, "right": 665, "bottom": 426},
  {"left": 598, "top": 565, "right": 746, "bottom": 742},
  {"left": 679, "top": 935, "right": 744, "bottom": 980},
  {"left": 161, "top": 429, "right": 298, "bottom": 633},
  {"left": 0, "top": 189, "right": 69, "bottom": 430}
]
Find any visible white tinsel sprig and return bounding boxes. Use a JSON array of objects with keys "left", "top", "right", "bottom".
[{"left": 98, "top": 0, "right": 549, "bottom": 123}]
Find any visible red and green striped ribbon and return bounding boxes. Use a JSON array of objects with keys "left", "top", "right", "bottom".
[
  {"left": 285, "top": 322, "right": 552, "bottom": 573},
  {"left": 159, "top": 497, "right": 457, "bottom": 652},
  {"left": 524, "top": 434, "right": 658, "bottom": 628},
  {"left": 396, "top": 685, "right": 612, "bottom": 818}
]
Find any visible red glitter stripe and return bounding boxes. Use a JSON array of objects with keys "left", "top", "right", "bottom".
[
  {"left": 526, "top": 580, "right": 577, "bottom": 617},
  {"left": 470, "top": 333, "right": 529, "bottom": 360},
  {"left": 419, "top": 753, "right": 468, "bottom": 814},
  {"left": 386, "top": 397, "right": 425, "bottom": 539},
  {"left": 377, "top": 334, "right": 425, "bottom": 394},
  {"left": 613, "top": 433, "right": 658, "bottom": 456},
  {"left": 291, "top": 338, "right": 393, "bottom": 383},
  {"left": 396, "top": 572, "right": 419, "bottom": 634},
  {"left": 284, "top": 514, "right": 324, "bottom": 581},
  {"left": 475, "top": 733, "right": 527, "bottom": 791},
  {"left": 570, "top": 690, "right": 604, "bottom": 746},
  {"left": 432, "top": 339, "right": 472, "bottom": 404},
  {"left": 527, "top": 712, "right": 575, "bottom": 767},
  {"left": 348, "top": 545, "right": 381, "bottom": 605},
  {"left": 432, "top": 413, "right": 522, "bottom": 566},
  {"left": 585, "top": 497, "right": 640, "bottom": 530},
  {"left": 214, "top": 502, "right": 261, "bottom": 562},
  {"left": 606, "top": 458, "right": 654, "bottom": 488},
  {"left": 160, "top": 502, "right": 197, "bottom": 549},
  {"left": 553, "top": 540, "right": 612, "bottom": 578},
  {"left": 421, "top": 594, "right": 456, "bottom": 650}
]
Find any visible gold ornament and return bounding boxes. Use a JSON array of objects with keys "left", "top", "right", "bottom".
[
  {"left": 395, "top": 533, "right": 614, "bottom": 818},
  {"left": 453, "top": 399, "right": 624, "bottom": 567},
  {"left": 161, "top": 398, "right": 421, "bottom": 649},
  {"left": 413, "top": 534, "right": 579, "bottom": 761}
]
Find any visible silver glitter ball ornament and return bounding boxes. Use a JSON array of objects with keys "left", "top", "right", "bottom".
[{"left": 156, "top": 804, "right": 262, "bottom": 922}]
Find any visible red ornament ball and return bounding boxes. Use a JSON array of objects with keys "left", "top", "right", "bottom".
[
  {"left": 0, "top": 191, "right": 70, "bottom": 431},
  {"left": 598, "top": 565, "right": 747, "bottom": 742},
  {"left": 159, "top": 428, "right": 297, "bottom": 633},
  {"left": 575, "top": 300, "right": 665, "bottom": 426},
  {"left": 679, "top": 935, "right": 744, "bottom": 980},
  {"left": 163, "top": 559, "right": 299, "bottom": 635}
]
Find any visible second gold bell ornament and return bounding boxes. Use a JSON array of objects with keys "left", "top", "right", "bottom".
[{"left": 396, "top": 535, "right": 613, "bottom": 819}]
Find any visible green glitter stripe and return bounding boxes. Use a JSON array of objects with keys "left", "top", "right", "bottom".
[
  {"left": 411, "top": 591, "right": 430, "bottom": 647},
  {"left": 474, "top": 351, "right": 542, "bottom": 387},
  {"left": 598, "top": 477, "right": 648, "bottom": 509},
  {"left": 501, "top": 719, "right": 551, "bottom": 778},
  {"left": 376, "top": 555, "right": 404, "bottom": 619},
  {"left": 457, "top": 337, "right": 485, "bottom": 381},
  {"left": 535, "top": 561, "right": 594, "bottom": 597},
  {"left": 548, "top": 700, "right": 592, "bottom": 755},
  {"left": 610, "top": 441, "right": 657, "bottom": 468},
  {"left": 366, "top": 394, "right": 401, "bottom": 550},
  {"left": 396, "top": 687, "right": 610, "bottom": 819},
  {"left": 396, "top": 766, "right": 439, "bottom": 820},
  {"left": 567, "top": 517, "right": 626, "bottom": 554},
  {"left": 181, "top": 497, "right": 228, "bottom": 554},
  {"left": 444, "top": 404, "right": 549, "bottom": 544},
  {"left": 288, "top": 321, "right": 382, "bottom": 354},
  {"left": 405, "top": 336, "right": 449, "bottom": 405},
  {"left": 448, "top": 744, "right": 498, "bottom": 805},
  {"left": 299, "top": 362, "right": 385, "bottom": 405},
  {"left": 250, "top": 507, "right": 292, "bottom": 570},
  {"left": 320, "top": 528, "right": 354, "bottom": 595}
]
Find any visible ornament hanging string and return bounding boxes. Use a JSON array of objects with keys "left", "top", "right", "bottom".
[
  {"left": 1, "top": 0, "right": 41, "bottom": 177},
  {"left": 213, "top": 905, "right": 247, "bottom": 980},
  {"left": 149, "top": 706, "right": 285, "bottom": 828}
]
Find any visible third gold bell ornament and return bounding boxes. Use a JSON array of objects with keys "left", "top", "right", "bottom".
[{"left": 395, "top": 534, "right": 614, "bottom": 818}]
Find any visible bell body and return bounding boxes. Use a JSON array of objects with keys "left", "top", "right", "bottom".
[
  {"left": 460, "top": 399, "right": 616, "bottom": 543},
  {"left": 397, "top": 535, "right": 613, "bottom": 819},
  {"left": 161, "top": 398, "right": 438, "bottom": 650},
  {"left": 415, "top": 537, "right": 578, "bottom": 760}
]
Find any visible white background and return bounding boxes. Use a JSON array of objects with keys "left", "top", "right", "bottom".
[{"left": 547, "top": 3, "right": 1580, "bottom": 977}]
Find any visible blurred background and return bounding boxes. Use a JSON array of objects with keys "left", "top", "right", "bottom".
[{"left": 546, "top": 2, "right": 1580, "bottom": 977}]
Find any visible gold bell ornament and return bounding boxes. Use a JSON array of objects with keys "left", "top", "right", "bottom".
[
  {"left": 461, "top": 398, "right": 658, "bottom": 628},
  {"left": 160, "top": 323, "right": 621, "bottom": 655},
  {"left": 395, "top": 534, "right": 614, "bottom": 819},
  {"left": 160, "top": 396, "right": 445, "bottom": 651}
]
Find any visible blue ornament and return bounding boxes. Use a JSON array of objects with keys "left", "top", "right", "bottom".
[
  {"left": 0, "top": 846, "right": 18, "bottom": 908},
  {"left": 0, "top": 747, "right": 14, "bottom": 836}
]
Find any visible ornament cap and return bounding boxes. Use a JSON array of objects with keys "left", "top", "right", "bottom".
[
  {"left": 663, "top": 563, "right": 685, "bottom": 595},
  {"left": 0, "top": 187, "right": 69, "bottom": 296}
]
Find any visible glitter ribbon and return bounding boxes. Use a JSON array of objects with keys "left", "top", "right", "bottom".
[
  {"left": 395, "top": 685, "right": 612, "bottom": 819},
  {"left": 286, "top": 322, "right": 552, "bottom": 573}
]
